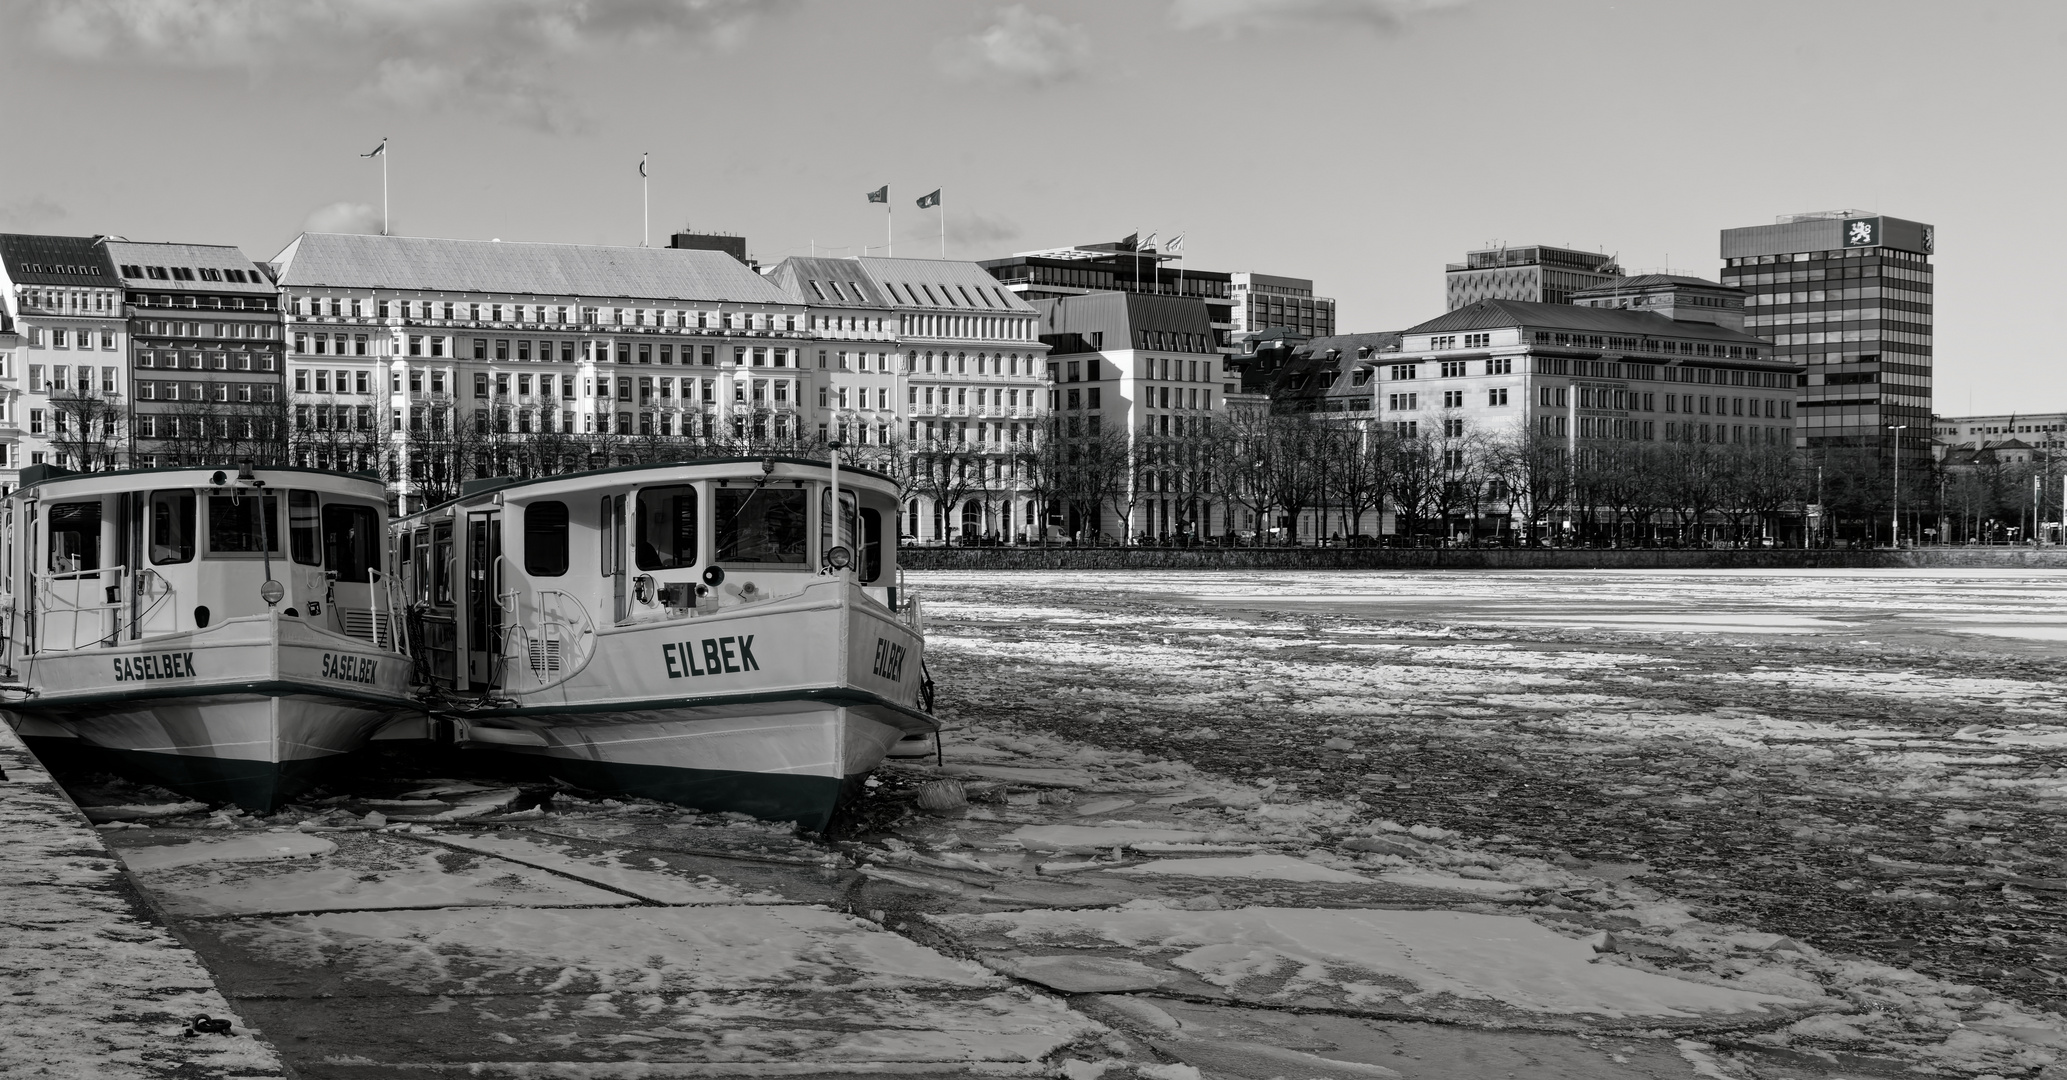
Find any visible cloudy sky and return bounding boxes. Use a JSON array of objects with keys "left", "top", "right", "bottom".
[{"left": 0, "top": 0, "right": 2056, "bottom": 413}]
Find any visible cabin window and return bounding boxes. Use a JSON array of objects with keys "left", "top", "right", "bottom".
[
  {"left": 600, "top": 496, "right": 623, "bottom": 576},
  {"left": 635, "top": 487, "right": 697, "bottom": 571},
  {"left": 207, "top": 495, "right": 280, "bottom": 555},
  {"left": 524, "top": 501, "right": 570, "bottom": 577},
  {"left": 47, "top": 501, "right": 101, "bottom": 572},
  {"left": 715, "top": 488, "right": 806, "bottom": 565},
  {"left": 149, "top": 491, "right": 196, "bottom": 565},
  {"left": 432, "top": 523, "right": 454, "bottom": 605},
  {"left": 289, "top": 491, "right": 322, "bottom": 565},
  {"left": 819, "top": 489, "right": 857, "bottom": 556},
  {"left": 324, "top": 503, "right": 380, "bottom": 582}
]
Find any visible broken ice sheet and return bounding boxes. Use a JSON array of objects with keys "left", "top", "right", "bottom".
[
  {"left": 425, "top": 832, "right": 784, "bottom": 905},
  {"left": 217, "top": 905, "right": 1003, "bottom": 996},
  {"left": 933, "top": 907, "right": 1811, "bottom": 1027},
  {"left": 130, "top": 832, "right": 637, "bottom": 917},
  {"left": 1108, "top": 854, "right": 1373, "bottom": 883}
]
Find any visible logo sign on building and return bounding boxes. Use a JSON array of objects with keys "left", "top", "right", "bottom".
[{"left": 1842, "top": 217, "right": 1882, "bottom": 248}]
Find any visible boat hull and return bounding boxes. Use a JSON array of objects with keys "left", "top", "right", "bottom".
[
  {"left": 462, "top": 697, "right": 913, "bottom": 830},
  {"left": 12, "top": 617, "right": 416, "bottom": 811},
  {"left": 463, "top": 580, "right": 934, "bottom": 830}
]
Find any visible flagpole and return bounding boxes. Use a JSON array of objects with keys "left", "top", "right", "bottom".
[
  {"left": 380, "top": 139, "right": 389, "bottom": 236},
  {"left": 887, "top": 203, "right": 893, "bottom": 259},
  {"left": 939, "top": 200, "right": 945, "bottom": 259},
  {"left": 641, "top": 152, "right": 650, "bottom": 248}
]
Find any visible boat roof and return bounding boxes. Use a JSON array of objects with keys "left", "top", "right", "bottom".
[
  {"left": 16, "top": 464, "right": 389, "bottom": 500},
  {"left": 398, "top": 456, "right": 900, "bottom": 523}
]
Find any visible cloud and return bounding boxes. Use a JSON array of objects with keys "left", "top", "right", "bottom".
[
  {"left": 0, "top": 195, "right": 67, "bottom": 230},
  {"left": 302, "top": 201, "right": 383, "bottom": 235},
  {"left": 19, "top": 0, "right": 778, "bottom": 129},
  {"left": 1169, "top": 0, "right": 1470, "bottom": 35},
  {"left": 944, "top": 211, "right": 1022, "bottom": 248},
  {"left": 937, "top": 5, "right": 1091, "bottom": 86}
]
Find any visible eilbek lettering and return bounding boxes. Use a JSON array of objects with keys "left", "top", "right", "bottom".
[
  {"left": 872, "top": 638, "right": 906, "bottom": 682},
  {"left": 113, "top": 652, "right": 196, "bottom": 682},
  {"left": 662, "top": 635, "right": 759, "bottom": 679}
]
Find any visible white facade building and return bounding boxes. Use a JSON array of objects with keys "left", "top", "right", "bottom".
[
  {"left": 0, "top": 233, "right": 129, "bottom": 479},
  {"left": 271, "top": 233, "right": 807, "bottom": 511}
]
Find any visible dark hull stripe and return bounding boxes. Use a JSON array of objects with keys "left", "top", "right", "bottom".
[
  {"left": 18, "top": 680, "right": 415, "bottom": 713},
  {"left": 474, "top": 749, "right": 866, "bottom": 833},
  {"left": 459, "top": 685, "right": 937, "bottom": 732},
  {"left": 25, "top": 738, "right": 334, "bottom": 813}
]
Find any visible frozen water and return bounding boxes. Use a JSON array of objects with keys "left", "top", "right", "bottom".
[{"left": 937, "top": 906, "right": 1806, "bottom": 1020}]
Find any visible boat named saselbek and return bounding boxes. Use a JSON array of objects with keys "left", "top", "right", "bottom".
[
  {"left": 0, "top": 465, "right": 416, "bottom": 810},
  {"left": 394, "top": 456, "right": 936, "bottom": 832}
]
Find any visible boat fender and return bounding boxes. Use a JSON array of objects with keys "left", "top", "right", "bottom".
[
  {"left": 701, "top": 565, "right": 726, "bottom": 588},
  {"left": 194, "top": 605, "right": 210, "bottom": 629}
]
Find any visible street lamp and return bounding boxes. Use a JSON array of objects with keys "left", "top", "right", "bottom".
[{"left": 1889, "top": 424, "right": 1908, "bottom": 547}]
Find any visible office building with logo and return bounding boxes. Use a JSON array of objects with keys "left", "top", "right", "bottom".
[{"left": 1719, "top": 211, "right": 1934, "bottom": 461}]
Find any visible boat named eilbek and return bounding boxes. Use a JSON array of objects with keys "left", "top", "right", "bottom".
[
  {"left": 393, "top": 455, "right": 936, "bottom": 831},
  {"left": 0, "top": 464, "right": 417, "bottom": 810}
]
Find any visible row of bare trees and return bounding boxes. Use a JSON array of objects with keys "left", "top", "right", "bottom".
[{"left": 40, "top": 390, "right": 2050, "bottom": 546}]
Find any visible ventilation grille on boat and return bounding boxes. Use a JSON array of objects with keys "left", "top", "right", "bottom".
[
  {"left": 342, "top": 609, "right": 393, "bottom": 648},
  {"left": 528, "top": 638, "right": 561, "bottom": 674}
]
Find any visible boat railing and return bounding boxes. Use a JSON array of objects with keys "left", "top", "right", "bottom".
[
  {"left": 33, "top": 563, "right": 161, "bottom": 651},
  {"left": 497, "top": 588, "right": 596, "bottom": 692},
  {"left": 356, "top": 568, "right": 409, "bottom": 654}
]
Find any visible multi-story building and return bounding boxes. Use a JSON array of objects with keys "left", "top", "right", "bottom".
[
  {"left": 1445, "top": 245, "right": 1623, "bottom": 310},
  {"left": 0, "top": 233, "right": 128, "bottom": 476},
  {"left": 0, "top": 309, "right": 17, "bottom": 489},
  {"left": 1228, "top": 272, "right": 1336, "bottom": 340},
  {"left": 102, "top": 241, "right": 284, "bottom": 468},
  {"left": 1569, "top": 274, "right": 1748, "bottom": 332},
  {"left": 851, "top": 257, "right": 1049, "bottom": 543},
  {"left": 270, "top": 232, "right": 807, "bottom": 512},
  {"left": 762, "top": 257, "right": 901, "bottom": 449},
  {"left": 1035, "top": 292, "right": 1225, "bottom": 541},
  {"left": 1719, "top": 211, "right": 1935, "bottom": 460},
  {"left": 1931, "top": 411, "right": 2067, "bottom": 456},
  {"left": 981, "top": 242, "right": 1237, "bottom": 354},
  {"left": 1390, "top": 299, "right": 1795, "bottom": 447},
  {"left": 1248, "top": 331, "right": 1401, "bottom": 416}
]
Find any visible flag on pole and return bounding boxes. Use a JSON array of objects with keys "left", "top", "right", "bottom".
[
  {"left": 1117, "top": 231, "right": 1138, "bottom": 250},
  {"left": 1141, "top": 232, "right": 1159, "bottom": 251},
  {"left": 866, "top": 186, "right": 888, "bottom": 203},
  {"left": 361, "top": 139, "right": 386, "bottom": 158},
  {"left": 916, "top": 189, "right": 941, "bottom": 209},
  {"left": 639, "top": 153, "right": 648, "bottom": 178},
  {"left": 1165, "top": 234, "right": 1185, "bottom": 254}
]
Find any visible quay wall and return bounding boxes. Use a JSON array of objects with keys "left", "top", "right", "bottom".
[{"left": 900, "top": 547, "right": 2067, "bottom": 572}]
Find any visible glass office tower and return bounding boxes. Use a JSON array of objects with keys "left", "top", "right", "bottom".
[{"left": 1719, "top": 211, "right": 1934, "bottom": 465}]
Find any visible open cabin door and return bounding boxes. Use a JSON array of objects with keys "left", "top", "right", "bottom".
[
  {"left": 40, "top": 496, "right": 123, "bottom": 650},
  {"left": 465, "top": 509, "right": 502, "bottom": 690},
  {"left": 422, "top": 521, "right": 459, "bottom": 688}
]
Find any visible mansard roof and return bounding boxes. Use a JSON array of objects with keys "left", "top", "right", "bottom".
[{"left": 270, "top": 232, "right": 793, "bottom": 305}]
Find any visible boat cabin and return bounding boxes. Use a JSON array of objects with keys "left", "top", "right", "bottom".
[
  {"left": 394, "top": 457, "right": 903, "bottom": 694},
  {"left": 6, "top": 465, "right": 398, "bottom": 655}
]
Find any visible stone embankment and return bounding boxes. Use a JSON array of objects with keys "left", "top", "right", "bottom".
[
  {"left": 0, "top": 724, "right": 288, "bottom": 1079},
  {"left": 903, "top": 545, "right": 2067, "bottom": 571}
]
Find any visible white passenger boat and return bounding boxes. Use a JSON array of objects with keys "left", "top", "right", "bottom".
[
  {"left": 0, "top": 464, "right": 417, "bottom": 810},
  {"left": 392, "top": 455, "right": 936, "bottom": 831}
]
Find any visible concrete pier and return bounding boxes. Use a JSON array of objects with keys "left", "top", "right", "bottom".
[{"left": 0, "top": 722, "right": 287, "bottom": 1079}]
